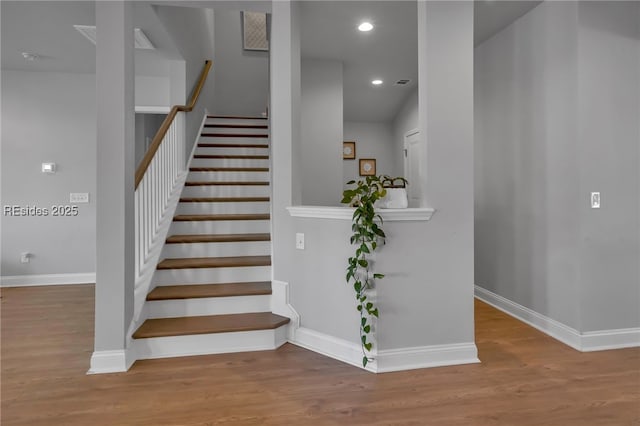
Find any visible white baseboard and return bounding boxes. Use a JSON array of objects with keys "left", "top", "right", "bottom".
[
  {"left": 290, "top": 327, "right": 376, "bottom": 372},
  {"left": 87, "top": 349, "right": 134, "bottom": 374},
  {"left": 1, "top": 273, "right": 96, "bottom": 287},
  {"left": 475, "top": 285, "right": 640, "bottom": 352},
  {"left": 290, "top": 327, "right": 480, "bottom": 373},
  {"left": 376, "top": 343, "right": 480, "bottom": 373}
]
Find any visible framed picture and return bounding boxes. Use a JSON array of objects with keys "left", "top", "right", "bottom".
[
  {"left": 359, "top": 158, "right": 376, "bottom": 176},
  {"left": 343, "top": 141, "right": 356, "bottom": 159}
]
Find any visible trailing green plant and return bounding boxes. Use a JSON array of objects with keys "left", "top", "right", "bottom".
[{"left": 342, "top": 175, "right": 405, "bottom": 367}]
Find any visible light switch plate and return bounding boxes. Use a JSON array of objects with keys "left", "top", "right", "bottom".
[
  {"left": 70, "top": 193, "right": 89, "bottom": 203},
  {"left": 296, "top": 233, "right": 305, "bottom": 250}
]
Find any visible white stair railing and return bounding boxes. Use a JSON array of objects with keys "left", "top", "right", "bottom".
[{"left": 131, "top": 60, "right": 212, "bottom": 324}]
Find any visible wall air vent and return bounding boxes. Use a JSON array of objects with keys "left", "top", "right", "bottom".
[
  {"left": 74, "top": 25, "right": 155, "bottom": 50},
  {"left": 242, "top": 11, "right": 269, "bottom": 51},
  {"left": 395, "top": 79, "right": 411, "bottom": 86}
]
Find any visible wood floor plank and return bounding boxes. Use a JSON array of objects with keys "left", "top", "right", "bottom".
[
  {"left": 2, "top": 286, "right": 639, "bottom": 426},
  {"left": 147, "top": 281, "right": 272, "bottom": 301},
  {"left": 197, "top": 143, "right": 269, "bottom": 148},
  {"left": 132, "top": 312, "right": 289, "bottom": 339},
  {"left": 189, "top": 167, "right": 269, "bottom": 172},
  {"left": 157, "top": 255, "right": 271, "bottom": 270},
  {"left": 166, "top": 233, "right": 271, "bottom": 244},
  {"left": 194, "top": 154, "right": 269, "bottom": 159}
]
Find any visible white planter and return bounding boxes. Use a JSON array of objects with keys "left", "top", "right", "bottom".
[{"left": 379, "top": 187, "right": 408, "bottom": 209}]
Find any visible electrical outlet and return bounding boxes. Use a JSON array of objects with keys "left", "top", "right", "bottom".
[
  {"left": 591, "top": 192, "right": 600, "bottom": 209},
  {"left": 70, "top": 193, "right": 89, "bottom": 203},
  {"left": 296, "top": 233, "right": 305, "bottom": 250}
]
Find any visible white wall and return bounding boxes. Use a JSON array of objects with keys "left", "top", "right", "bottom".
[
  {"left": 577, "top": 1, "right": 640, "bottom": 332},
  {"left": 154, "top": 5, "right": 215, "bottom": 155},
  {"left": 392, "top": 89, "right": 419, "bottom": 180},
  {"left": 343, "top": 121, "right": 397, "bottom": 189},
  {"left": 1, "top": 70, "right": 96, "bottom": 277},
  {"left": 213, "top": 9, "right": 269, "bottom": 116},
  {"left": 301, "top": 58, "right": 343, "bottom": 206},
  {"left": 475, "top": 1, "right": 639, "bottom": 333},
  {"left": 271, "top": 1, "right": 477, "bottom": 367}
]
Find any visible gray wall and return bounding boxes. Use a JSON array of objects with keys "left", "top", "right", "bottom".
[
  {"left": 134, "top": 113, "right": 166, "bottom": 168},
  {"left": 343, "top": 121, "right": 397, "bottom": 190},
  {"left": 577, "top": 1, "right": 640, "bottom": 332},
  {"left": 301, "top": 58, "right": 343, "bottom": 206},
  {"left": 212, "top": 9, "right": 269, "bottom": 116},
  {"left": 1, "top": 70, "right": 96, "bottom": 276},
  {"left": 475, "top": 1, "right": 639, "bottom": 332},
  {"left": 392, "top": 89, "right": 419, "bottom": 180},
  {"left": 154, "top": 5, "right": 215, "bottom": 156}
]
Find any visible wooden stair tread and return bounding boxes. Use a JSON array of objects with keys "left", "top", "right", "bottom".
[
  {"left": 185, "top": 181, "right": 269, "bottom": 186},
  {"left": 179, "top": 197, "right": 270, "bottom": 203},
  {"left": 157, "top": 255, "right": 271, "bottom": 270},
  {"left": 207, "top": 115, "right": 268, "bottom": 120},
  {"left": 201, "top": 133, "right": 268, "bottom": 138},
  {"left": 204, "top": 124, "right": 268, "bottom": 129},
  {"left": 132, "top": 312, "right": 289, "bottom": 339},
  {"left": 189, "top": 167, "right": 269, "bottom": 172},
  {"left": 147, "top": 281, "right": 272, "bottom": 301},
  {"left": 198, "top": 143, "right": 269, "bottom": 148},
  {"left": 194, "top": 154, "right": 269, "bottom": 159},
  {"left": 166, "top": 233, "right": 271, "bottom": 244},
  {"left": 174, "top": 213, "right": 270, "bottom": 221}
]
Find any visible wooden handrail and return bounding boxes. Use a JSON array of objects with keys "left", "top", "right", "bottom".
[{"left": 135, "top": 60, "right": 213, "bottom": 188}]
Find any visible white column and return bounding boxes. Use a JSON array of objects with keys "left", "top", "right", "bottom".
[{"left": 90, "top": 0, "right": 135, "bottom": 374}]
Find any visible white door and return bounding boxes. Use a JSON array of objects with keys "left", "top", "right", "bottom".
[{"left": 403, "top": 129, "right": 421, "bottom": 207}]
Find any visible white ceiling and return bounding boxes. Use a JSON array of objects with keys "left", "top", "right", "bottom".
[
  {"left": 2, "top": 0, "right": 542, "bottom": 121},
  {"left": 301, "top": 1, "right": 418, "bottom": 123},
  {"left": 302, "top": 0, "right": 542, "bottom": 123}
]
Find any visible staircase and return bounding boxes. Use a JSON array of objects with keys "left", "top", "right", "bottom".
[{"left": 132, "top": 115, "right": 290, "bottom": 360}]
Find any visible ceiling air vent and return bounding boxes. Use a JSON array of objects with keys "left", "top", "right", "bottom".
[{"left": 395, "top": 79, "right": 411, "bottom": 86}]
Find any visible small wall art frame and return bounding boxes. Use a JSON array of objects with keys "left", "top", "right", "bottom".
[
  {"left": 359, "top": 158, "right": 376, "bottom": 176},
  {"left": 343, "top": 141, "right": 356, "bottom": 160}
]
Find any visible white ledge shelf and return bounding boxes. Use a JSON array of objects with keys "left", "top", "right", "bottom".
[{"left": 286, "top": 206, "right": 435, "bottom": 222}]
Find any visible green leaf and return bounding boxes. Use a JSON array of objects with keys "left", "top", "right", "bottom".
[
  {"left": 366, "top": 302, "right": 373, "bottom": 310},
  {"left": 360, "top": 243, "right": 370, "bottom": 254},
  {"left": 347, "top": 180, "right": 355, "bottom": 185},
  {"left": 373, "top": 273, "right": 385, "bottom": 279},
  {"left": 354, "top": 281, "right": 362, "bottom": 292},
  {"left": 361, "top": 335, "right": 367, "bottom": 344},
  {"left": 362, "top": 356, "right": 368, "bottom": 367},
  {"left": 371, "top": 308, "right": 379, "bottom": 318},
  {"left": 357, "top": 304, "right": 362, "bottom": 311},
  {"left": 361, "top": 317, "right": 367, "bottom": 327},
  {"left": 363, "top": 325, "right": 371, "bottom": 333},
  {"left": 358, "top": 259, "right": 368, "bottom": 268},
  {"left": 364, "top": 342, "right": 373, "bottom": 351}
]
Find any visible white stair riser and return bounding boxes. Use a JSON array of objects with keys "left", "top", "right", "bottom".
[
  {"left": 154, "top": 265, "right": 271, "bottom": 285},
  {"left": 187, "top": 171, "right": 270, "bottom": 181},
  {"left": 198, "top": 137, "right": 269, "bottom": 145},
  {"left": 175, "top": 202, "right": 271, "bottom": 215},
  {"left": 147, "top": 295, "right": 271, "bottom": 319},
  {"left": 191, "top": 158, "right": 270, "bottom": 168},
  {"left": 170, "top": 220, "right": 270, "bottom": 234},
  {"left": 195, "top": 147, "right": 269, "bottom": 156},
  {"left": 162, "top": 241, "right": 271, "bottom": 258},
  {"left": 201, "top": 127, "right": 268, "bottom": 135},
  {"left": 182, "top": 185, "right": 270, "bottom": 198},
  {"left": 133, "top": 326, "right": 287, "bottom": 360},
  {"left": 206, "top": 118, "right": 268, "bottom": 126}
]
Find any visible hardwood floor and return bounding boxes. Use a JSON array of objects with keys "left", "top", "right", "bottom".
[{"left": 2, "top": 285, "right": 638, "bottom": 425}]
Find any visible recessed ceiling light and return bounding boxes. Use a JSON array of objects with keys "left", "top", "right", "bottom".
[
  {"left": 21, "top": 52, "right": 39, "bottom": 61},
  {"left": 371, "top": 79, "right": 383, "bottom": 86},
  {"left": 358, "top": 22, "right": 374, "bottom": 32}
]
